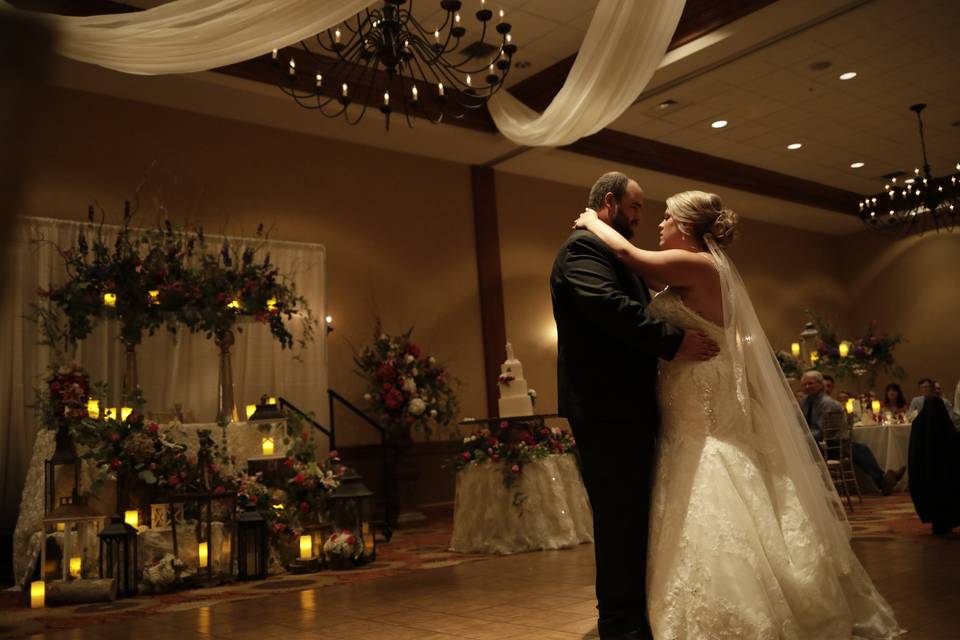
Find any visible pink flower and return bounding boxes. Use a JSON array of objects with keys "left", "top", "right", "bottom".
[
  {"left": 293, "top": 473, "right": 306, "bottom": 484},
  {"left": 148, "top": 422, "right": 160, "bottom": 433},
  {"left": 248, "top": 494, "right": 258, "bottom": 504},
  {"left": 329, "top": 449, "right": 339, "bottom": 459},
  {"left": 283, "top": 457, "right": 294, "bottom": 467},
  {"left": 511, "top": 464, "right": 520, "bottom": 473},
  {"left": 462, "top": 452, "right": 471, "bottom": 460}
]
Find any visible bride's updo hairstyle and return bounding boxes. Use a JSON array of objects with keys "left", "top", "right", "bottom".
[{"left": 665, "top": 190, "right": 738, "bottom": 248}]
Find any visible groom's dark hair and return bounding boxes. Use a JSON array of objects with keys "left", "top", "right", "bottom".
[{"left": 587, "top": 171, "right": 630, "bottom": 211}]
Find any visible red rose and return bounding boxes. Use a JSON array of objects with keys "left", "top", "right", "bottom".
[
  {"left": 110, "top": 458, "right": 121, "bottom": 470},
  {"left": 511, "top": 464, "right": 520, "bottom": 473},
  {"left": 148, "top": 422, "right": 160, "bottom": 433},
  {"left": 301, "top": 430, "right": 310, "bottom": 441},
  {"left": 168, "top": 475, "right": 179, "bottom": 486},
  {"left": 111, "top": 432, "right": 121, "bottom": 442},
  {"left": 406, "top": 344, "right": 421, "bottom": 358},
  {"left": 346, "top": 536, "right": 356, "bottom": 544},
  {"left": 293, "top": 473, "right": 306, "bottom": 484},
  {"left": 50, "top": 382, "right": 61, "bottom": 393},
  {"left": 462, "top": 452, "right": 471, "bottom": 460},
  {"left": 283, "top": 457, "right": 295, "bottom": 467},
  {"left": 405, "top": 416, "right": 414, "bottom": 426},
  {"left": 491, "top": 454, "right": 500, "bottom": 462},
  {"left": 329, "top": 450, "right": 339, "bottom": 459},
  {"left": 499, "top": 421, "right": 509, "bottom": 430},
  {"left": 338, "top": 465, "right": 346, "bottom": 476},
  {"left": 299, "top": 501, "right": 310, "bottom": 513},
  {"left": 249, "top": 494, "right": 258, "bottom": 504},
  {"left": 273, "top": 523, "right": 285, "bottom": 533},
  {"left": 213, "top": 485, "right": 226, "bottom": 494}
]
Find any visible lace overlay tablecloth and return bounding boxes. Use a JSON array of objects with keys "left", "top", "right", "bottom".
[
  {"left": 450, "top": 454, "right": 593, "bottom": 555},
  {"left": 13, "top": 421, "right": 277, "bottom": 587}
]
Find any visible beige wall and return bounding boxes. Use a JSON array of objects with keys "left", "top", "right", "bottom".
[{"left": 18, "top": 86, "right": 487, "bottom": 446}]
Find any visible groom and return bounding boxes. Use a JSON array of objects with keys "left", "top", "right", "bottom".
[{"left": 550, "top": 172, "right": 718, "bottom": 640}]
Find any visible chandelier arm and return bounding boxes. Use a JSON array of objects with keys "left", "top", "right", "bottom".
[
  {"left": 395, "top": 65, "right": 416, "bottom": 129},
  {"left": 913, "top": 107, "right": 934, "bottom": 181},
  {"left": 341, "top": 56, "right": 380, "bottom": 126},
  {"left": 405, "top": 50, "right": 463, "bottom": 123}
]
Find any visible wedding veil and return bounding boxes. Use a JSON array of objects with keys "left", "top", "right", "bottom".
[{"left": 704, "top": 234, "right": 854, "bottom": 570}]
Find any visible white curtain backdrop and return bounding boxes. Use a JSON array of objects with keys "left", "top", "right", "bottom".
[
  {"left": 0, "top": 0, "right": 686, "bottom": 147},
  {"left": 0, "top": 217, "right": 327, "bottom": 530}
]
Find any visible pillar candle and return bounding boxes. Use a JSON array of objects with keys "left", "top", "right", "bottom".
[
  {"left": 124, "top": 510, "right": 139, "bottom": 529},
  {"left": 86, "top": 399, "right": 100, "bottom": 419},
  {"left": 261, "top": 437, "right": 274, "bottom": 456},
  {"left": 30, "top": 581, "right": 44, "bottom": 608},
  {"left": 299, "top": 534, "right": 313, "bottom": 560},
  {"left": 245, "top": 404, "right": 257, "bottom": 420},
  {"left": 69, "top": 556, "right": 82, "bottom": 578},
  {"left": 790, "top": 343, "right": 801, "bottom": 357},
  {"left": 198, "top": 542, "right": 208, "bottom": 569}
]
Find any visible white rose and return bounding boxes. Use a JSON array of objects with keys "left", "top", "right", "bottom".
[
  {"left": 405, "top": 354, "right": 415, "bottom": 363},
  {"left": 428, "top": 356, "right": 436, "bottom": 365},
  {"left": 363, "top": 393, "right": 372, "bottom": 401},
  {"left": 402, "top": 378, "right": 418, "bottom": 394},
  {"left": 408, "top": 398, "right": 427, "bottom": 416},
  {"left": 528, "top": 389, "right": 537, "bottom": 399},
  {"left": 430, "top": 409, "right": 438, "bottom": 418}
]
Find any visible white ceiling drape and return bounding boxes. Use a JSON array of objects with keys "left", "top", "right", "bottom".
[{"left": 0, "top": 0, "right": 685, "bottom": 145}]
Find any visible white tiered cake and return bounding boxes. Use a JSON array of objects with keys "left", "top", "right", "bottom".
[{"left": 497, "top": 342, "right": 534, "bottom": 417}]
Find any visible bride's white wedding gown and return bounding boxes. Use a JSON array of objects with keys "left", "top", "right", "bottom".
[{"left": 645, "top": 289, "right": 902, "bottom": 640}]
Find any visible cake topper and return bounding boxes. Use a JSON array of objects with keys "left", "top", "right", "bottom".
[{"left": 505, "top": 342, "right": 515, "bottom": 360}]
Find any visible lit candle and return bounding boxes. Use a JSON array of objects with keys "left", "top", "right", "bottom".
[
  {"left": 288, "top": 58, "right": 295, "bottom": 76},
  {"left": 342, "top": 83, "right": 348, "bottom": 98},
  {"left": 55, "top": 522, "right": 64, "bottom": 532},
  {"left": 838, "top": 341, "right": 850, "bottom": 358},
  {"left": 790, "top": 342, "right": 800, "bottom": 357},
  {"left": 271, "top": 49, "right": 278, "bottom": 60},
  {"left": 261, "top": 437, "right": 275, "bottom": 456},
  {"left": 438, "top": 82, "right": 444, "bottom": 97},
  {"left": 69, "top": 556, "right": 82, "bottom": 578},
  {"left": 104, "top": 407, "right": 116, "bottom": 420},
  {"left": 198, "top": 542, "right": 208, "bottom": 569},
  {"left": 103, "top": 292, "right": 117, "bottom": 307},
  {"left": 120, "top": 407, "right": 133, "bottom": 421},
  {"left": 315, "top": 74, "right": 322, "bottom": 89},
  {"left": 266, "top": 297, "right": 277, "bottom": 311},
  {"left": 30, "top": 580, "right": 44, "bottom": 608},
  {"left": 299, "top": 534, "right": 313, "bottom": 560},
  {"left": 334, "top": 28, "right": 341, "bottom": 44},
  {"left": 871, "top": 400, "right": 881, "bottom": 415},
  {"left": 411, "top": 85, "right": 418, "bottom": 101},
  {"left": 245, "top": 404, "right": 257, "bottom": 420},
  {"left": 87, "top": 399, "right": 100, "bottom": 419},
  {"left": 809, "top": 351, "right": 819, "bottom": 364},
  {"left": 227, "top": 299, "right": 241, "bottom": 310},
  {"left": 383, "top": 91, "right": 390, "bottom": 107},
  {"left": 499, "top": 8, "right": 505, "bottom": 20},
  {"left": 466, "top": 74, "right": 472, "bottom": 86},
  {"left": 434, "top": 29, "right": 439, "bottom": 43},
  {"left": 454, "top": 12, "right": 461, "bottom": 24},
  {"left": 267, "top": 396, "right": 277, "bottom": 405},
  {"left": 506, "top": 33, "right": 512, "bottom": 43},
  {"left": 148, "top": 290, "right": 159, "bottom": 305},
  {"left": 124, "top": 510, "right": 139, "bottom": 529},
  {"left": 845, "top": 399, "right": 855, "bottom": 414}
]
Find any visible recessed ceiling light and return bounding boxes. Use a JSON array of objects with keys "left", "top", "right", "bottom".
[
  {"left": 657, "top": 99, "right": 678, "bottom": 110},
  {"left": 711, "top": 120, "right": 728, "bottom": 129},
  {"left": 787, "top": 143, "right": 802, "bottom": 150},
  {"left": 850, "top": 161, "right": 865, "bottom": 168},
  {"left": 839, "top": 71, "right": 857, "bottom": 80}
]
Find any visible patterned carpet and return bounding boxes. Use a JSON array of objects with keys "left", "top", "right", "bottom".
[
  {"left": 0, "top": 509, "right": 490, "bottom": 638},
  {"left": 0, "top": 494, "right": 944, "bottom": 638}
]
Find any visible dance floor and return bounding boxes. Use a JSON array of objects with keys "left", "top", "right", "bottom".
[{"left": 2, "top": 495, "right": 958, "bottom": 639}]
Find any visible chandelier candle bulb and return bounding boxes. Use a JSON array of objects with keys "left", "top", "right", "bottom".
[
  {"left": 261, "top": 437, "right": 274, "bottom": 456},
  {"left": 455, "top": 12, "right": 460, "bottom": 24},
  {"left": 299, "top": 534, "right": 313, "bottom": 560},
  {"left": 315, "top": 74, "right": 322, "bottom": 88},
  {"left": 334, "top": 28, "right": 341, "bottom": 44},
  {"left": 383, "top": 92, "right": 389, "bottom": 107},
  {"left": 86, "top": 399, "right": 99, "bottom": 419},
  {"left": 411, "top": 85, "right": 418, "bottom": 100},
  {"left": 288, "top": 58, "right": 295, "bottom": 76},
  {"left": 30, "top": 581, "right": 44, "bottom": 608},
  {"left": 271, "top": 49, "right": 277, "bottom": 60},
  {"left": 466, "top": 74, "right": 472, "bottom": 86},
  {"left": 438, "top": 82, "right": 444, "bottom": 97},
  {"left": 341, "top": 83, "right": 348, "bottom": 97},
  {"left": 434, "top": 29, "right": 439, "bottom": 42},
  {"left": 267, "top": 396, "right": 277, "bottom": 405},
  {"left": 69, "top": 556, "right": 81, "bottom": 578},
  {"left": 198, "top": 542, "right": 208, "bottom": 569},
  {"left": 124, "top": 510, "right": 139, "bottom": 529}
]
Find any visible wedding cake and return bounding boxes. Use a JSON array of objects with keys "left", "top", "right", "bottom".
[{"left": 497, "top": 342, "right": 534, "bottom": 418}]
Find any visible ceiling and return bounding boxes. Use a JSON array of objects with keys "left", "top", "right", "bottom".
[{"left": 26, "top": 0, "right": 960, "bottom": 234}]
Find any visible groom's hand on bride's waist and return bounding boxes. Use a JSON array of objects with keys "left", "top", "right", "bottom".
[{"left": 674, "top": 330, "right": 720, "bottom": 361}]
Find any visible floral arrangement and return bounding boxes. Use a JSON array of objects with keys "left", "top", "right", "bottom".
[
  {"left": 323, "top": 530, "right": 361, "bottom": 560},
  {"left": 36, "top": 201, "right": 314, "bottom": 354},
  {"left": 355, "top": 321, "right": 459, "bottom": 439},
  {"left": 776, "top": 351, "right": 801, "bottom": 379},
  {"left": 140, "top": 553, "right": 188, "bottom": 593},
  {"left": 448, "top": 421, "right": 577, "bottom": 487},
  {"left": 37, "top": 362, "right": 90, "bottom": 431},
  {"left": 284, "top": 452, "right": 344, "bottom": 524},
  {"left": 806, "top": 314, "right": 905, "bottom": 384}
]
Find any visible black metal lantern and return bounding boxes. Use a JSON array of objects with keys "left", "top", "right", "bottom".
[
  {"left": 44, "top": 425, "right": 82, "bottom": 515},
  {"left": 98, "top": 514, "right": 139, "bottom": 597},
  {"left": 326, "top": 468, "right": 376, "bottom": 563},
  {"left": 236, "top": 504, "right": 268, "bottom": 580}
]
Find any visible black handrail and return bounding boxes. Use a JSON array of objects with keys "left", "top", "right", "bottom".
[
  {"left": 278, "top": 396, "right": 335, "bottom": 450},
  {"left": 327, "top": 389, "right": 395, "bottom": 539}
]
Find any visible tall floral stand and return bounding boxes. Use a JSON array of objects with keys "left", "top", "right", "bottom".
[
  {"left": 122, "top": 342, "right": 139, "bottom": 399},
  {"left": 384, "top": 434, "right": 426, "bottom": 527},
  {"left": 215, "top": 329, "right": 238, "bottom": 423}
]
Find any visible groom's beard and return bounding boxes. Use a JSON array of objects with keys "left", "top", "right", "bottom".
[{"left": 610, "top": 207, "right": 634, "bottom": 240}]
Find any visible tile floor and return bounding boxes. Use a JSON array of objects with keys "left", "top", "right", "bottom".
[{"left": 16, "top": 525, "right": 960, "bottom": 639}]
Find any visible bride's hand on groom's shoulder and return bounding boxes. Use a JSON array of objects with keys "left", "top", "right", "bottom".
[
  {"left": 572, "top": 208, "right": 598, "bottom": 229},
  {"left": 675, "top": 329, "right": 720, "bottom": 361}
]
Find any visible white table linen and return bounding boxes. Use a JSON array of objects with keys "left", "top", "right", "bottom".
[{"left": 852, "top": 423, "right": 911, "bottom": 491}]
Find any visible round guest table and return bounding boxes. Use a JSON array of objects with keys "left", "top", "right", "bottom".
[
  {"left": 450, "top": 415, "right": 593, "bottom": 555},
  {"left": 852, "top": 422, "right": 911, "bottom": 491}
]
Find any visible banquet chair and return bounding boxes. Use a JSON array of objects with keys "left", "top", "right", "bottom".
[{"left": 821, "top": 411, "right": 863, "bottom": 511}]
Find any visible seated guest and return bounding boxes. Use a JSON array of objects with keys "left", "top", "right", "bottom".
[
  {"left": 908, "top": 378, "right": 937, "bottom": 415},
  {"left": 822, "top": 374, "right": 835, "bottom": 397},
  {"left": 908, "top": 397, "right": 960, "bottom": 535},
  {"left": 800, "top": 371, "right": 904, "bottom": 494},
  {"left": 933, "top": 381, "right": 955, "bottom": 414},
  {"left": 837, "top": 390, "right": 851, "bottom": 405},
  {"left": 882, "top": 383, "right": 909, "bottom": 413}
]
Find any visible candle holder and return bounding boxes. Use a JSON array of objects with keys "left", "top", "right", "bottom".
[{"left": 288, "top": 532, "right": 320, "bottom": 574}]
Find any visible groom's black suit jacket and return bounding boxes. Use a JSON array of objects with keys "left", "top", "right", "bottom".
[{"left": 550, "top": 229, "right": 684, "bottom": 421}]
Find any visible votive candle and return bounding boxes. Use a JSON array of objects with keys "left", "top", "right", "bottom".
[
  {"left": 871, "top": 400, "right": 881, "bottom": 415},
  {"left": 267, "top": 397, "right": 277, "bottom": 405},
  {"left": 198, "top": 542, "right": 208, "bottom": 569},
  {"left": 69, "top": 556, "right": 82, "bottom": 578},
  {"left": 148, "top": 290, "right": 160, "bottom": 305},
  {"left": 120, "top": 407, "right": 133, "bottom": 421},
  {"left": 839, "top": 341, "right": 850, "bottom": 358},
  {"left": 299, "top": 534, "right": 313, "bottom": 560},
  {"left": 30, "top": 580, "right": 44, "bottom": 608},
  {"left": 845, "top": 399, "right": 855, "bottom": 414},
  {"left": 790, "top": 342, "right": 800, "bottom": 357}
]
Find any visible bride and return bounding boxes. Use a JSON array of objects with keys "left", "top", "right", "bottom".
[{"left": 574, "top": 191, "right": 902, "bottom": 640}]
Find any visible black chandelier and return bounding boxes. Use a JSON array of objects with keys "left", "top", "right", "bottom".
[
  {"left": 270, "top": 0, "right": 517, "bottom": 129},
  {"left": 859, "top": 103, "right": 959, "bottom": 234}
]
